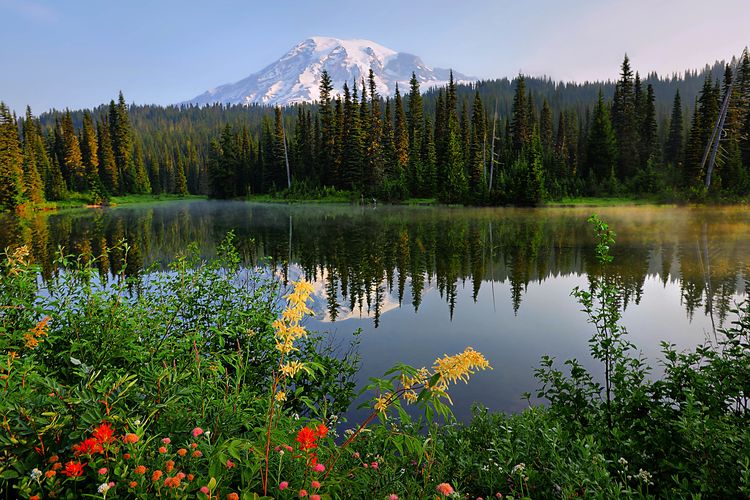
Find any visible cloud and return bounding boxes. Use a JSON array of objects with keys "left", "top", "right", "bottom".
[{"left": 0, "top": 0, "right": 56, "bottom": 23}]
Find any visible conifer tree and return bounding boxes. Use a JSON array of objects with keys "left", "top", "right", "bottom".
[
  {"left": 540, "top": 99, "right": 554, "bottom": 155},
  {"left": 640, "top": 84, "right": 658, "bottom": 165},
  {"left": 393, "top": 84, "right": 409, "bottom": 181},
  {"left": 80, "top": 111, "right": 104, "bottom": 199},
  {"left": 420, "top": 116, "right": 437, "bottom": 195},
  {"left": 21, "top": 107, "right": 45, "bottom": 204},
  {"left": 110, "top": 92, "right": 135, "bottom": 193},
  {"left": 511, "top": 75, "right": 531, "bottom": 154},
  {"left": 664, "top": 90, "right": 684, "bottom": 167},
  {"left": 342, "top": 82, "right": 363, "bottom": 190},
  {"left": 612, "top": 55, "right": 639, "bottom": 180},
  {"left": 97, "top": 119, "right": 118, "bottom": 194},
  {"left": 175, "top": 154, "right": 188, "bottom": 195},
  {"left": 0, "top": 103, "right": 25, "bottom": 210},
  {"left": 132, "top": 141, "right": 151, "bottom": 193},
  {"left": 407, "top": 73, "right": 424, "bottom": 194},
  {"left": 586, "top": 90, "right": 617, "bottom": 187},
  {"left": 318, "top": 70, "right": 335, "bottom": 184},
  {"left": 468, "top": 91, "right": 486, "bottom": 192},
  {"left": 364, "top": 69, "right": 383, "bottom": 193}
]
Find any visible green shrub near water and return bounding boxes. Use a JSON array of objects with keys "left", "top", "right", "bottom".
[{"left": 1, "top": 218, "right": 750, "bottom": 499}]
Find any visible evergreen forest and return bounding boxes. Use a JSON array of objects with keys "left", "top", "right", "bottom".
[{"left": 2, "top": 54, "right": 750, "bottom": 211}]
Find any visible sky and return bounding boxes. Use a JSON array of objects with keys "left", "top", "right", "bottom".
[{"left": 1, "top": 0, "right": 748, "bottom": 113}]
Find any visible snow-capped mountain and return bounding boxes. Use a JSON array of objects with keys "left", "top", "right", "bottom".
[{"left": 185, "top": 36, "right": 474, "bottom": 106}]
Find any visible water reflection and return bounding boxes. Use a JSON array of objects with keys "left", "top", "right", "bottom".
[{"left": 1, "top": 202, "right": 747, "bottom": 326}]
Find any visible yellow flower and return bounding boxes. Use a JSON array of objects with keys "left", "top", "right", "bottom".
[
  {"left": 280, "top": 361, "right": 304, "bottom": 378},
  {"left": 432, "top": 347, "right": 491, "bottom": 387},
  {"left": 402, "top": 390, "right": 418, "bottom": 404},
  {"left": 374, "top": 394, "right": 391, "bottom": 413},
  {"left": 275, "top": 391, "right": 287, "bottom": 402},
  {"left": 23, "top": 333, "right": 40, "bottom": 349}
]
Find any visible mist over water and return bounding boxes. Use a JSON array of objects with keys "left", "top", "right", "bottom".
[{"left": 2, "top": 201, "right": 747, "bottom": 419}]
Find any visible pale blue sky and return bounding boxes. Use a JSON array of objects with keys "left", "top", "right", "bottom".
[{"left": 1, "top": 0, "right": 747, "bottom": 113}]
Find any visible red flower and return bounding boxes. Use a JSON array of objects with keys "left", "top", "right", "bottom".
[
  {"left": 123, "top": 433, "right": 139, "bottom": 444},
  {"left": 73, "top": 438, "right": 103, "bottom": 456},
  {"left": 296, "top": 426, "right": 318, "bottom": 451},
  {"left": 315, "top": 424, "right": 328, "bottom": 438},
  {"left": 63, "top": 460, "right": 86, "bottom": 477},
  {"left": 92, "top": 422, "right": 116, "bottom": 445}
]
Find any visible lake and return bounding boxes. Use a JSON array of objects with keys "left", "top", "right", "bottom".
[{"left": 2, "top": 200, "right": 748, "bottom": 421}]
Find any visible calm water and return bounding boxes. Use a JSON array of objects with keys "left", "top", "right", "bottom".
[{"left": 2, "top": 201, "right": 748, "bottom": 420}]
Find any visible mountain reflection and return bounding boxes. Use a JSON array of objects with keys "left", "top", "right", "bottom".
[{"left": 1, "top": 201, "right": 747, "bottom": 326}]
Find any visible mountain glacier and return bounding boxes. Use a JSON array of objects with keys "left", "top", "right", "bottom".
[{"left": 185, "top": 36, "right": 474, "bottom": 106}]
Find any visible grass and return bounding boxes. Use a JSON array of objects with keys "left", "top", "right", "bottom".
[{"left": 546, "top": 196, "right": 658, "bottom": 207}]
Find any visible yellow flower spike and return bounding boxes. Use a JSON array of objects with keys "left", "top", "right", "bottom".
[
  {"left": 275, "top": 391, "right": 287, "bottom": 402},
  {"left": 374, "top": 394, "right": 391, "bottom": 413},
  {"left": 280, "top": 360, "right": 304, "bottom": 377},
  {"left": 432, "top": 347, "right": 492, "bottom": 386}
]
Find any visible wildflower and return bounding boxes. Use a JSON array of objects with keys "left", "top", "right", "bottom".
[
  {"left": 133, "top": 420, "right": 141, "bottom": 426},
  {"left": 134, "top": 465, "right": 147, "bottom": 475},
  {"left": 192, "top": 427, "right": 204, "bottom": 437},
  {"left": 618, "top": 457, "right": 628, "bottom": 467},
  {"left": 495, "top": 495, "right": 503, "bottom": 499},
  {"left": 364, "top": 463, "right": 369, "bottom": 468},
  {"left": 30, "top": 468, "right": 42, "bottom": 481},
  {"left": 200, "top": 486, "right": 210, "bottom": 494},
  {"left": 45, "top": 470, "right": 56, "bottom": 479},
  {"left": 123, "top": 453, "right": 131, "bottom": 460},
  {"left": 313, "top": 463, "right": 325, "bottom": 472},
  {"left": 98, "top": 482, "right": 111, "bottom": 494},
  {"left": 193, "top": 449, "right": 203, "bottom": 458},
  {"left": 190, "top": 442, "right": 199, "bottom": 449},
  {"left": 51, "top": 463, "right": 62, "bottom": 471},
  {"left": 92, "top": 422, "right": 116, "bottom": 445},
  {"left": 152, "top": 470, "right": 163, "bottom": 481},
  {"left": 226, "top": 459, "right": 236, "bottom": 469},
  {"left": 63, "top": 461, "right": 85, "bottom": 477},
  {"left": 129, "top": 481, "right": 137, "bottom": 488},
  {"left": 164, "top": 476, "right": 181, "bottom": 488},
  {"left": 436, "top": 483, "right": 455, "bottom": 496},
  {"left": 176, "top": 472, "right": 186, "bottom": 479},
  {"left": 311, "top": 480, "right": 321, "bottom": 488},
  {"left": 280, "top": 360, "right": 305, "bottom": 377},
  {"left": 390, "top": 495, "right": 399, "bottom": 500},
  {"left": 123, "top": 433, "right": 139, "bottom": 444},
  {"left": 187, "top": 474, "right": 195, "bottom": 481},
  {"left": 48, "top": 455, "right": 59, "bottom": 464},
  {"left": 310, "top": 495, "right": 321, "bottom": 500},
  {"left": 159, "top": 446, "right": 167, "bottom": 454},
  {"left": 227, "top": 494, "right": 240, "bottom": 500},
  {"left": 161, "top": 437, "right": 171, "bottom": 444},
  {"left": 432, "top": 347, "right": 491, "bottom": 389},
  {"left": 73, "top": 437, "right": 103, "bottom": 456},
  {"left": 177, "top": 448, "right": 188, "bottom": 456},
  {"left": 296, "top": 426, "right": 318, "bottom": 451},
  {"left": 29, "top": 496, "right": 39, "bottom": 500},
  {"left": 371, "top": 462, "right": 379, "bottom": 470},
  {"left": 511, "top": 463, "right": 526, "bottom": 475},
  {"left": 275, "top": 390, "right": 287, "bottom": 402},
  {"left": 165, "top": 460, "right": 175, "bottom": 473},
  {"left": 315, "top": 424, "right": 328, "bottom": 438},
  {"left": 279, "top": 481, "right": 289, "bottom": 490},
  {"left": 299, "top": 490, "right": 308, "bottom": 498},
  {"left": 98, "top": 467, "right": 108, "bottom": 475},
  {"left": 353, "top": 452, "right": 360, "bottom": 458}
]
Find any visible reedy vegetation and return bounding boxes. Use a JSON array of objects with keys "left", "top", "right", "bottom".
[{"left": 1, "top": 218, "right": 750, "bottom": 498}]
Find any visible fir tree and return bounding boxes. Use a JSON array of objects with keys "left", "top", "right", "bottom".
[
  {"left": 21, "top": 107, "right": 45, "bottom": 204},
  {"left": 0, "top": 103, "right": 25, "bottom": 210},
  {"left": 586, "top": 90, "right": 617, "bottom": 187},
  {"left": 468, "top": 91, "right": 486, "bottom": 192},
  {"left": 393, "top": 84, "right": 409, "bottom": 180},
  {"left": 97, "top": 119, "right": 118, "bottom": 194},
  {"left": 664, "top": 90, "right": 684, "bottom": 167},
  {"left": 61, "top": 110, "right": 84, "bottom": 191},
  {"left": 612, "top": 55, "right": 639, "bottom": 180},
  {"left": 407, "top": 73, "right": 424, "bottom": 194},
  {"left": 511, "top": 75, "right": 531, "bottom": 154}
]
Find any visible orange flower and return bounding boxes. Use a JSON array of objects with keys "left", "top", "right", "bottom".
[
  {"left": 123, "top": 433, "right": 139, "bottom": 444},
  {"left": 227, "top": 493, "right": 239, "bottom": 500},
  {"left": 129, "top": 481, "right": 137, "bottom": 488},
  {"left": 92, "top": 422, "right": 116, "bottom": 445},
  {"left": 159, "top": 446, "right": 167, "bottom": 454},
  {"left": 192, "top": 450, "right": 203, "bottom": 458},
  {"left": 296, "top": 426, "right": 317, "bottom": 451},
  {"left": 62, "top": 461, "right": 85, "bottom": 477},
  {"left": 165, "top": 460, "right": 175, "bottom": 473},
  {"left": 190, "top": 442, "right": 198, "bottom": 449},
  {"left": 48, "top": 455, "right": 59, "bottom": 464},
  {"left": 123, "top": 453, "right": 131, "bottom": 460},
  {"left": 436, "top": 483, "right": 454, "bottom": 496},
  {"left": 45, "top": 470, "right": 56, "bottom": 479},
  {"left": 164, "top": 476, "right": 181, "bottom": 488},
  {"left": 187, "top": 474, "right": 195, "bottom": 481},
  {"left": 315, "top": 424, "right": 328, "bottom": 438},
  {"left": 73, "top": 437, "right": 103, "bottom": 456},
  {"left": 177, "top": 448, "right": 188, "bottom": 457},
  {"left": 134, "top": 465, "right": 147, "bottom": 475},
  {"left": 29, "top": 496, "right": 40, "bottom": 500},
  {"left": 152, "top": 470, "right": 163, "bottom": 481},
  {"left": 51, "top": 462, "right": 62, "bottom": 471}
]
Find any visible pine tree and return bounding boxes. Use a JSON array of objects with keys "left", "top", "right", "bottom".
[
  {"left": 407, "top": 73, "right": 424, "bottom": 194},
  {"left": 393, "top": 84, "right": 409, "bottom": 179},
  {"left": 61, "top": 110, "right": 84, "bottom": 191},
  {"left": 318, "top": 70, "right": 335, "bottom": 184},
  {"left": 511, "top": 75, "right": 531, "bottom": 154},
  {"left": 80, "top": 111, "right": 104, "bottom": 200},
  {"left": 342, "top": 82, "right": 363, "bottom": 190},
  {"left": 175, "top": 154, "right": 188, "bottom": 195},
  {"left": 21, "top": 107, "right": 45, "bottom": 204},
  {"left": 539, "top": 99, "right": 554, "bottom": 155},
  {"left": 640, "top": 84, "right": 658, "bottom": 165},
  {"left": 586, "top": 90, "right": 617, "bottom": 187},
  {"left": 110, "top": 92, "right": 135, "bottom": 193},
  {"left": 664, "top": 90, "right": 684, "bottom": 167},
  {"left": 132, "top": 141, "right": 151, "bottom": 193},
  {"left": 468, "top": 91, "right": 486, "bottom": 192},
  {"left": 364, "top": 69, "right": 383, "bottom": 193},
  {"left": 0, "top": 103, "right": 25, "bottom": 210},
  {"left": 420, "top": 116, "right": 437, "bottom": 196},
  {"left": 97, "top": 119, "right": 118, "bottom": 194},
  {"left": 612, "top": 55, "right": 639, "bottom": 180}
]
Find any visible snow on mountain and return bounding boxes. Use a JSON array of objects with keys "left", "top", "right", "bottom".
[{"left": 185, "top": 36, "right": 474, "bottom": 107}]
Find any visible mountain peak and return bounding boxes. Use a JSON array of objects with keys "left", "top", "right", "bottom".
[{"left": 185, "top": 37, "right": 473, "bottom": 107}]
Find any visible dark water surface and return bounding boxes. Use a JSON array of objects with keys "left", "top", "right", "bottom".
[{"left": 2, "top": 200, "right": 748, "bottom": 419}]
